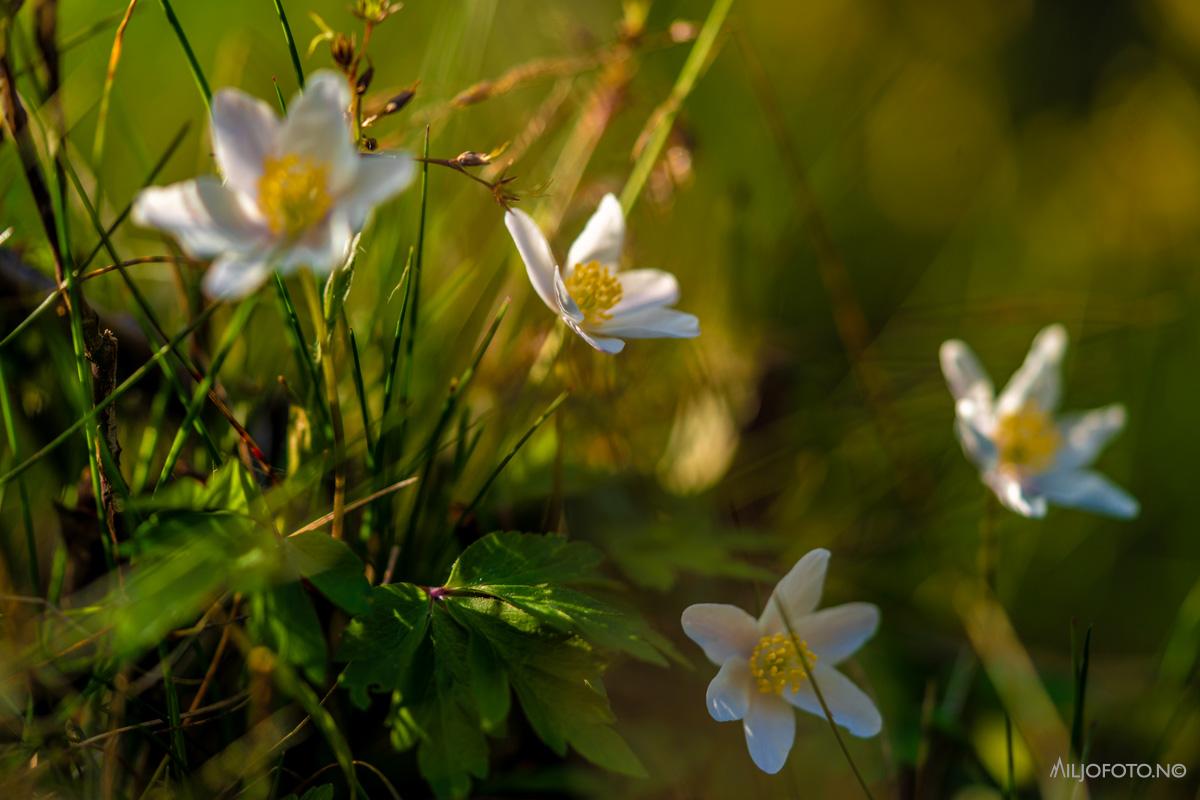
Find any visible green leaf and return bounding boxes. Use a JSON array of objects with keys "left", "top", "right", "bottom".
[
  {"left": 446, "top": 531, "right": 602, "bottom": 588},
  {"left": 249, "top": 583, "right": 327, "bottom": 683},
  {"left": 446, "top": 532, "right": 678, "bottom": 666},
  {"left": 284, "top": 532, "right": 371, "bottom": 615},
  {"left": 337, "top": 583, "right": 430, "bottom": 707}
]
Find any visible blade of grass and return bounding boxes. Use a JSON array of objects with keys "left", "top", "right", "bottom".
[
  {"left": 619, "top": 0, "right": 733, "bottom": 213},
  {"left": 154, "top": 296, "right": 259, "bottom": 490},
  {"left": 270, "top": 0, "right": 305, "bottom": 89},
  {"left": 387, "top": 298, "right": 510, "bottom": 582},
  {"left": 0, "top": 123, "right": 189, "bottom": 354},
  {"left": 157, "top": 0, "right": 211, "bottom": 108},
  {"left": 300, "top": 269, "right": 347, "bottom": 539},
  {"left": 460, "top": 391, "right": 567, "bottom": 520},
  {"left": 348, "top": 328, "right": 375, "bottom": 465},
  {"left": 1070, "top": 623, "right": 1091, "bottom": 760},
  {"left": 396, "top": 129, "right": 430, "bottom": 459},
  {"left": 91, "top": 0, "right": 139, "bottom": 197},
  {"left": 130, "top": 379, "right": 171, "bottom": 494},
  {"left": 157, "top": 641, "right": 188, "bottom": 774},
  {"left": 0, "top": 357, "right": 39, "bottom": 593},
  {"left": 0, "top": 305, "right": 219, "bottom": 489}
]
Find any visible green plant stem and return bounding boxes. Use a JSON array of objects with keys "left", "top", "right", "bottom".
[
  {"left": 773, "top": 597, "right": 876, "bottom": 800},
  {"left": 300, "top": 270, "right": 347, "bottom": 540},
  {"left": 619, "top": 0, "right": 733, "bottom": 213}
]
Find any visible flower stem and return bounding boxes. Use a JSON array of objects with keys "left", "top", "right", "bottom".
[
  {"left": 979, "top": 493, "right": 999, "bottom": 594},
  {"left": 773, "top": 597, "right": 876, "bottom": 800},
  {"left": 300, "top": 270, "right": 347, "bottom": 540}
]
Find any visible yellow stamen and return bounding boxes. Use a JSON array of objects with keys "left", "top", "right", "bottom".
[
  {"left": 563, "top": 261, "right": 623, "bottom": 325},
  {"left": 749, "top": 633, "right": 817, "bottom": 695},
  {"left": 994, "top": 403, "right": 1060, "bottom": 473},
  {"left": 257, "top": 154, "right": 332, "bottom": 238}
]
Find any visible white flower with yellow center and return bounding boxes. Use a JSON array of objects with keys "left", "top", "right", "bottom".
[
  {"left": 940, "top": 324, "right": 1138, "bottom": 519},
  {"left": 503, "top": 194, "right": 700, "bottom": 354},
  {"left": 133, "top": 71, "right": 414, "bottom": 299},
  {"left": 680, "top": 549, "right": 881, "bottom": 774}
]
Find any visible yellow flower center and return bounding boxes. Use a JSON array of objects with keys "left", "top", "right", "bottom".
[
  {"left": 563, "top": 261, "right": 623, "bottom": 325},
  {"left": 257, "top": 154, "right": 332, "bottom": 238},
  {"left": 994, "top": 403, "right": 1060, "bottom": 473},
  {"left": 749, "top": 633, "right": 817, "bottom": 695}
]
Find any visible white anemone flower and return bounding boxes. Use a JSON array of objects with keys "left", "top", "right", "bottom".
[
  {"left": 503, "top": 194, "right": 700, "bottom": 354},
  {"left": 940, "top": 324, "right": 1138, "bottom": 519},
  {"left": 133, "top": 71, "right": 414, "bottom": 299},
  {"left": 681, "top": 548, "right": 882, "bottom": 774}
]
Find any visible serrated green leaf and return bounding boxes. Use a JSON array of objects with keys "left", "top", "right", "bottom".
[
  {"left": 446, "top": 532, "right": 677, "bottom": 665},
  {"left": 412, "top": 610, "right": 490, "bottom": 799},
  {"left": 445, "top": 531, "right": 602, "bottom": 588},
  {"left": 337, "top": 584, "right": 430, "bottom": 707},
  {"left": 284, "top": 532, "right": 371, "bottom": 615}
]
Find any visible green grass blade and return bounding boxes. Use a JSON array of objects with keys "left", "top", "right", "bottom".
[
  {"left": 270, "top": 0, "right": 306, "bottom": 89},
  {"left": 0, "top": 305, "right": 219, "bottom": 489},
  {"left": 0, "top": 356, "right": 39, "bottom": 592},
  {"left": 619, "top": 0, "right": 733, "bottom": 214},
  {"left": 157, "top": 0, "right": 212, "bottom": 108},
  {"left": 462, "top": 391, "right": 567, "bottom": 519}
]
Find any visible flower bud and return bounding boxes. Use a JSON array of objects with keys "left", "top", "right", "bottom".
[{"left": 330, "top": 34, "right": 354, "bottom": 68}]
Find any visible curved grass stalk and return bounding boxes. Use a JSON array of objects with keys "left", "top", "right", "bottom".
[{"left": 619, "top": 0, "right": 733, "bottom": 214}]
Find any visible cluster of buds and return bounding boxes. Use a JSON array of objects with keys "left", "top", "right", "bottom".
[{"left": 353, "top": 0, "right": 402, "bottom": 24}]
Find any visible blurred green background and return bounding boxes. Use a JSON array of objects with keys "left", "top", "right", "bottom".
[{"left": 2, "top": 0, "right": 1200, "bottom": 796}]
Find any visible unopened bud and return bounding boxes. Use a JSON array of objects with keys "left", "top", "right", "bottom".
[
  {"left": 331, "top": 34, "right": 354, "bottom": 68},
  {"left": 454, "top": 150, "right": 491, "bottom": 168},
  {"left": 383, "top": 87, "right": 416, "bottom": 115},
  {"left": 356, "top": 64, "right": 374, "bottom": 95}
]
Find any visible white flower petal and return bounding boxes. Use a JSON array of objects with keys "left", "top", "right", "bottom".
[
  {"left": 279, "top": 70, "right": 358, "bottom": 193},
  {"left": 940, "top": 339, "right": 994, "bottom": 420},
  {"left": 985, "top": 472, "right": 1048, "bottom": 518},
  {"left": 566, "top": 193, "right": 625, "bottom": 270},
  {"left": 203, "top": 250, "right": 273, "bottom": 300},
  {"left": 504, "top": 208, "right": 558, "bottom": 310},
  {"left": 759, "top": 549, "right": 830, "bottom": 634},
  {"left": 280, "top": 210, "right": 353, "bottom": 274},
  {"left": 784, "top": 664, "right": 882, "bottom": 738},
  {"left": 954, "top": 415, "right": 998, "bottom": 471},
  {"left": 1054, "top": 404, "right": 1127, "bottom": 472},
  {"left": 796, "top": 603, "right": 880, "bottom": 665},
  {"left": 997, "top": 324, "right": 1068, "bottom": 415},
  {"left": 595, "top": 306, "right": 700, "bottom": 339},
  {"left": 706, "top": 657, "right": 752, "bottom": 722},
  {"left": 1036, "top": 470, "right": 1139, "bottom": 519},
  {"left": 742, "top": 692, "right": 795, "bottom": 774},
  {"left": 610, "top": 269, "right": 679, "bottom": 315},
  {"left": 681, "top": 603, "right": 759, "bottom": 665},
  {"left": 343, "top": 152, "right": 415, "bottom": 231},
  {"left": 133, "top": 177, "right": 267, "bottom": 257},
  {"left": 211, "top": 88, "right": 280, "bottom": 198}
]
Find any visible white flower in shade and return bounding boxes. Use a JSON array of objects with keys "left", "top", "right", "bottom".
[
  {"left": 503, "top": 194, "right": 700, "bottom": 354},
  {"left": 940, "top": 324, "right": 1138, "bottom": 519},
  {"left": 133, "top": 71, "right": 414, "bottom": 299},
  {"left": 680, "top": 549, "right": 881, "bottom": 774}
]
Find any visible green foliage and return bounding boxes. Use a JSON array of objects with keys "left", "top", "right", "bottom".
[{"left": 339, "top": 532, "right": 663, "bottom": 797}]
